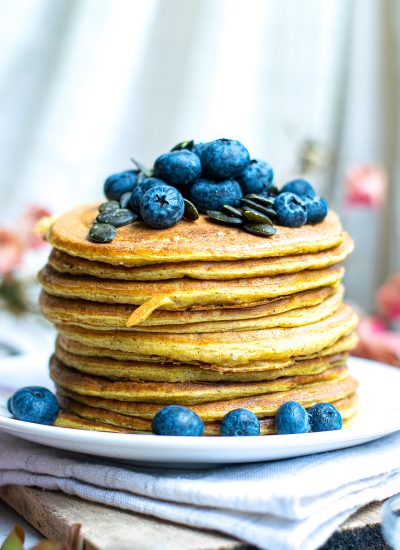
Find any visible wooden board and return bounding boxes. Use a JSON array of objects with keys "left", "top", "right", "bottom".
[{"left": 0, "top": 485, "right": 390, "bottom": 550}]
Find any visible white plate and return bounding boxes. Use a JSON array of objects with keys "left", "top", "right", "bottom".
[{"left": 0, "top": 356, "right": 399, "bottom": 466}]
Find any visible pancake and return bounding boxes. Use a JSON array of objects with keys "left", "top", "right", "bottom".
[
  {"left": 50, "top": 356, "right": 349, "bottom": 405},
  {"left": 54, "top": 342, "right": 347, "bottom": 382},
  {"left": 57, "top": 304, "right": 358, "bottom": 365},
  {"left": 55, "top": 392, "right": 358, "bottom": 435},
  {"left": 54, "top": 373, "right": 358, "bottom": 421},
  {"left": 48, "top": 233, "right": 353, "bottom": 281},
  {"left": 57, "top": 331, "right": 358, "bottom": 371},
  {"left": 39, "top": 284, "right": 339, "bottom": 328},
  {"left": 38, "top": 264, "right": 345, "bottom": 326},
  {"left": 47, "top": 204, "right": 344, "bottom": 266},
  {"left": 46, "top": 286, "right": 344, "bottom": 333}
]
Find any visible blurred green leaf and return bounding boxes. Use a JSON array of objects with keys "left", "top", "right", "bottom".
[{"left": 1, "top": 525, "right": 25, "bottom": 550}]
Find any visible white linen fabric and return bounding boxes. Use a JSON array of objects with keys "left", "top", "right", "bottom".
[{"left": 0, "top": 431, "right": 399, "bottom": 550}]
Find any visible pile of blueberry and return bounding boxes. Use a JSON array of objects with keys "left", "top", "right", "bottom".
[
  {"left": 88, "top": 138, "right": 328, "bottom": 243},
  {"left": 7, "top": 386, "right": 342, "bottom": 436}
]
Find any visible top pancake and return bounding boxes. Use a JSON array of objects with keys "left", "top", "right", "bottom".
[
  {"left": 48, "top": 233, "right": 353, "bottom": 281},
  {"left": 48, "top": 204, "right": 344, "bottom": 266}
]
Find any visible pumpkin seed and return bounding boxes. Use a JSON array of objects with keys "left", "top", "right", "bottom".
[
  {"left": 88, "top": 223, "right": 116, "bottom": 243},
  {"left": 244, "top": 194, "right": 274, "bottom": 206},
  {"left": 183, "top": 198, "right": 199, "bottom": 220},
  {"left": 243, "top": 223, "right": 277, "bottom": 237},
  {"left": 207, "top": 210, "right": 243, "bottom": 225},
  {"left": 223, "top": 205, "right": 243, "bottom": 218},
  {"left": 171, "top": 140, "right": 195, "bottom": 152},
  {"left": 242, "top": 207, "right": 273, "bottom": 224},
  {"left": 241, "top": 198, "right": 276, "bottom": 218},
  {"left": 96, "top": 208, "right": 137, "bottom": 227},
  {"left": 98, "top": 201, "right": 119, "bottom": 213}
]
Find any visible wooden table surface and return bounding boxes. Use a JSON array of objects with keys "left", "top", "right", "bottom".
[{"left": 0, "top": 485, "right": 391, "bottom": 550}]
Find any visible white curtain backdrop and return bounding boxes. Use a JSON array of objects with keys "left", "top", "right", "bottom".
[{"left": 0, "top": 0, "right": 398, "bottom": 309}]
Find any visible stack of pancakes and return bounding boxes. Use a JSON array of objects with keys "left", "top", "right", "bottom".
[{"left": 38, "top": 204, "right": 359, "bottom": 435}]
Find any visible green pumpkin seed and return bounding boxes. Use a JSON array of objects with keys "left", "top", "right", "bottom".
[
  {"left": 242, "top": 207, "right": 273, "bottom": 224},
  {"left": 98, "top": 201, "right": 119, "bottom": 213},
  {"left": 171, "top": 140, "right": 195, "bottom": 152},
  {"left": 88, "top": 223, "right": 116, "bottom": 243},
  {"left": 241, "top": 198, "right": 276, "bottom": 218},
  {"left": 244, "top": 194, "right": 274, "bottom": 206},
  {"left": 96, "top": 208, "right": 137, "bottom": 227},
  {"left": 243, "top": 223, "right": 277, "bottom": 237},
  {"left": 223, "top": 205, "right": 243, "bottom": 218},
  {"left": 207, "top": 210, "right": 243, "bottom": 225},
  {"left": 183, "top": 198, "right": 199, "bottom": 220}
]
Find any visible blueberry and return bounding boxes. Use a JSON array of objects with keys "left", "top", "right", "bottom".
[
  {"left": 10, "top": 386, "right": 59, "bottom": 425},
  {"left": 190, "top": 179, "right": 243, "bottom": 213},
  {"left": 238, "top": 160, "right": 274, "bottom": 195},
  {"left": 96, "top": 208, "right": 137, "bottom": 227},
  {"left": 304, "top": 196, "right": 328, "bottom": 224},
  {"left": 104, "top": 170, "right": 138, "bottom": 201},
  {"left": 128, "top": 177, "right": 165, "bottom": 214},
  {"left": 88, "top": 223, "right": 116, "bottom": 243},
  {"left": 280, "top": 179, "right": 315, "bottom": 199},
  {"left": 308, "top": 402, "right": 342, "bottom": 432},
  {"left": 220, "top": 408, "right": 260, "bottom": 436},
  {"left": 275, "top": 401, "right": 310, "bottom": 434},
  {"left": 140, "top": 185, "right": 185, "bottom": 229},
  {"left": 154, "top": 150, "right": 201, "bottom": 186},
  {"left": 120, "top": 192, "right": 132, "bottom": 209},
  {"left": 7, "top": 397, "right": 13, "bottom": 414},
  {"left": 152, "top": 405, "right": 204, "bottom": 436},
  {"left": 192, "top": 142, "right": 208, "bottom": 159},
  {"left": 274, "top": 192, "right": 307, "bottom": 227},
  {"left": 201, "top": 139, "right": 250, "bottom": 180}
]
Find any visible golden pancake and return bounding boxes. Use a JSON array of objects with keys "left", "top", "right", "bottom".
[
  {"left": 57, "top": 304, "right": 358, "bottom": 365},
  {"left": 55, "top": 392, "right": 358, "bottom": 435},
  {"left": 46, "top": 286, "right": 344, "bottom": 334},
  {"left": 48, "top": 233, "right": 353, "bottom": 281},
  {"left": 56, "top": 331, "right": 358, "bottom": 371},
  {"left": 38, "top": 264, "right": 345, "bottom": 326},
  {"left": 50, "top": 356, "right": 349, "bottom": 404},
  {"left": 47, "top": 204, "right": 344, "bottom": 266},
  {"left": 40, "top": 284, "right": 339, "bottom": 328},
  {"left": 55, "top": 373, "right": 357, "bottom": 421},
  {"left": 54, "top": 342, "right": 347, "bottom": 382}
]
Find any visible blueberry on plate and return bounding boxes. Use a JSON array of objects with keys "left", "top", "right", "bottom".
[
  {"left": 152, "top": 405, "right": 204, "bottom": 436},
  {"left": 104, "top": 170, "right": 139, "bottom": 201},
  {"left": 280, "top": 179, "right": 315, "bottom": 199},
  {"left": 274, "top": 192, "right": 307, "bottom": 227},
  {"left": 304, "top": 196, "right": 328, "bottom": 224},
  {"left": 308, "top": 402, "right": 342, "bottom": 432},
  {"left": 220, "top": 408, "right": 260, "bottom": 436},
  {"left": 201, "top": 139, "right": 250, "bottom": 180},
  {"left": 154, "top": 150, "right": 201, "bottom": 186},
  {"left": 129, "top": 177, "right": 165, "bottom": 214},
  {"left": 140, "top": 184, "right": 185, "bottom": 229},
  {"left": 238, "top": 159, "right": 274, "bottom": 195},
  {"left": 88, "top": 223, "right": 116, "bottom": 243},
  {"left": 10, "top": 386, "right": 59, "bottom": 425},
  {"left": 190, "top": 179, "right": 243, "bottom": 213},
  {"left": 7, "top": 397, "right": 13, "bottom": 414},
  {"left": 275, "top": 401, "right": 310, "bottom": 434}
]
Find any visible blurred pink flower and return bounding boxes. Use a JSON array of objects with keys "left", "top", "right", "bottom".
[
  {"left": 376, "top": 273, "right": 400, "bottom": 321},
  {"left": 0, "top": 229, "right": 23, "bottom": 275},
  {"left": 344, "top": 165, "right": 387, "bottom": 209},
  {"left": 354, "top": 316, "right": 400, "bottom": 368},
  {"left": 0, "top": 205, "right": 51, "bottom": 275}
]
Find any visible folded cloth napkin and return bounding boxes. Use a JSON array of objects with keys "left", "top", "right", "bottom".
[{"left": 1, "top": 431, "right": 400, "bottom": 550}]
